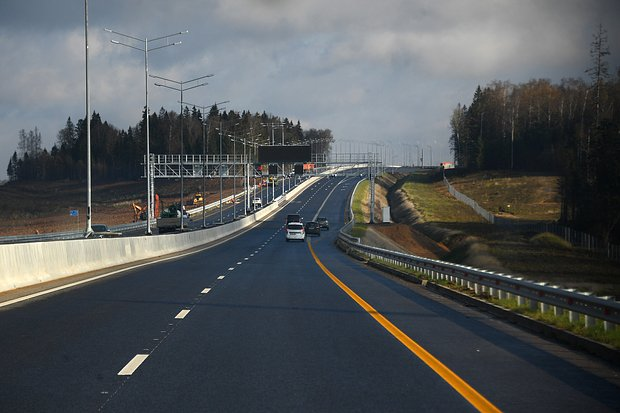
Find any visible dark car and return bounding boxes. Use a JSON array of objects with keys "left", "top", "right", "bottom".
[
  {"left": 286, "top": 214, "right": 302, "bottom": 224},
  {"left": 316, "top": 217, "right": 329, "bottom": 230},
  {"left": 88, "top": 224, "right": 122, "bottom": 238},
  {"left": 305, "top": 221, "right": 321, "bottom": 236}
]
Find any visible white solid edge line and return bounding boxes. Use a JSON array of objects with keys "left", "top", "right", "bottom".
[
  {"left": 118, "top": 354, "right": 149, "bottom": 376},
  {"left": 175, "top": 309, "right": 191, "bottom": 319}
]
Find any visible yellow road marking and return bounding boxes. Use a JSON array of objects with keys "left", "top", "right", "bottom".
[{"left": 308, "top": 241, "right": 501, "bottom": 413}]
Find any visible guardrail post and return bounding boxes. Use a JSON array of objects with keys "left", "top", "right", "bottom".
[
  {"left": 517, "top": 295, "right": 526, "bottom": 306},
  {"left": 553, "top": 306, "right": 563, "bottom": 316},
  {"left": 569, "top": 311, "right": 579, "bottom": 323},
  {"left": 585, "top": 315, "right": 595, "bottom": 328},
  {"left": 529, "top": 298, "right": 538, "bottom": 311},
  {"left": 536, "top": 283, "right": 547, "bottom": 312},
  {"left": 600, "top": 297, "right": 615, "bottom": 331}
]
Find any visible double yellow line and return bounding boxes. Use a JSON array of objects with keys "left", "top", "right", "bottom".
[{"left": 308, "top": 241, "right": 501, "bottom": 413}]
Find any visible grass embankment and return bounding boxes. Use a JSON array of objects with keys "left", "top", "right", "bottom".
[
  {"left": 350, "top": 180, "right": 370, "bottom": 238},
  {"left": 400, "top": 171, "right": 485, "bottom": 223}
]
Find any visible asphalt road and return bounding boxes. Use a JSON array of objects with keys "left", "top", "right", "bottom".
[{"left": 0, "top": 176, "right": 619, "bottom": 412}]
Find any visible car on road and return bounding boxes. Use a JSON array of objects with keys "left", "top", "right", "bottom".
[
  {"left": 316, "top": 217, "right": 329, "bottom": 230},
  {"left": 285, "top": 222, "right": 305, "bottom": 242},
  {"left": 286, "top": 214, "right": 302, "bottom": 224},
  {"left": 88, "top": 224, "right": 122, "bottom": 238},
  {"left": 304, "top": 221, "right": 321, "bottom": 237}
]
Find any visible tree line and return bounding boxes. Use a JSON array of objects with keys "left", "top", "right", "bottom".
[
  {"left": 448, "top": 25, "right": 619, "bottom": 242},
  {"left": 6, "top": 106, "right": 334, "bottom": 183}
]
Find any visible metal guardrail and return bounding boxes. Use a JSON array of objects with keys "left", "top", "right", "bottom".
[
  {"left": 336, "top": 232, "right": 619, "bottom": 330},
  {"left": 0, "top": 221, "right": 149, "bottom": 244}
]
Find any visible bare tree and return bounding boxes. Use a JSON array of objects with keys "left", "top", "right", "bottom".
[{"left": 586, "top": 23, "right": 610, "bottom": 126}]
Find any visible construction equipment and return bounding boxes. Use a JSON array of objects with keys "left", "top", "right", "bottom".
[
  {"left": 193, "top": 192, "right": 204, "bottom": 206},
  {"left": 132, "top": 194, "right": 160, "bottom": 221}
]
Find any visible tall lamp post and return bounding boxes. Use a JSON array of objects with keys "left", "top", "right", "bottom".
[
  {"left": 427, "top": 144, "right": 433, "bottom": 167},
  {"left": 105, "top": 27, "right": 187, "bottom": 235},
  {"left": 215, "top": 122, "right": 239, "bottom": 223},
  {"left": 152, "top": 74, "right": 212, "bottom": 230},
  {"left": 84, "top": 0, "right": 92, "bottom": 236}
]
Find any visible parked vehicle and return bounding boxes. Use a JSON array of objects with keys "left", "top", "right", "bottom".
[
  {"left": 252, "top": 197, "right": 263, "bottom": 209},
  {"left": 316, "top": 217, "right": 329, "bottom": 230},
  {"left": 285, "top": 222, "right": 305, "bottom": 242},
  {"left": 305, "top": 221, "right": 321, "bottom": 236}
]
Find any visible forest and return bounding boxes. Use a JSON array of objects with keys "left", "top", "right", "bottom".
[
  {"left": 6, "top": 106, "right": 333, "bottom": 183},
  {"left": 449, "top": 26, "right": 619, "bottom": 241}
]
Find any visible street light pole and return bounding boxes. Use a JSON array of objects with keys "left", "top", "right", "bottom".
[
  {"left": 105, "top": 27, "right": 186, "bottom": 234},
  {"left": 152, "top": 74, "right": 212, "bottom": 230},
  {"left": 84, "top": 0, "right": 92, "bottom": 236},
  {"left": 215, "top": 122, "right": 239, "bottom": 223},
  {"left": 427, "top": 144, "right": 433, "bottom": 167},
  {"left": 219, "top": 123, "right": 223, "bottom": 223}
]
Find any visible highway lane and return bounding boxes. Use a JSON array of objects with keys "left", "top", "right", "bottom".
[{"left": 0, "top": 176, "right": 618, "bottom": 412}]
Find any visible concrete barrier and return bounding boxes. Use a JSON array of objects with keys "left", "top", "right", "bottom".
[{"left": 0, "top": 176, "right": 319, "bottom": 294}]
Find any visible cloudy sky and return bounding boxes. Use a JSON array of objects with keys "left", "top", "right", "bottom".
[{"left": 0, "top": 0, "right": 619, "bottom": 179}]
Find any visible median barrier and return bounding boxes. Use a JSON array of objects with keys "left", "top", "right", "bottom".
[{"left": 0, "top": 176, "right": 318, "bottom": 295}]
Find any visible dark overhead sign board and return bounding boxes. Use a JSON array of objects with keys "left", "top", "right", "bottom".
[{"left": 258, "top": 145, "right": 311, "bottom": 163}]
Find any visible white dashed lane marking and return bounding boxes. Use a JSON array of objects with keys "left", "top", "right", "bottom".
[
  {"left": 175, "top": 309, "right": 191, "bottom": 319},
  {"left": 118, "top": 354, "right": 149, "bottom": 376},
  {"left": 202, "top": 287, "right": 212, "bottom": 293}
]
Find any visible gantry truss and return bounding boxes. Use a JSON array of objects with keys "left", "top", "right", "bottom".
[
  {"left": 145, "top": 152, "right": 381, "bottom": 179},
  {"left": 146, "top": 154, "right": 250, "bottom": 178}
]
